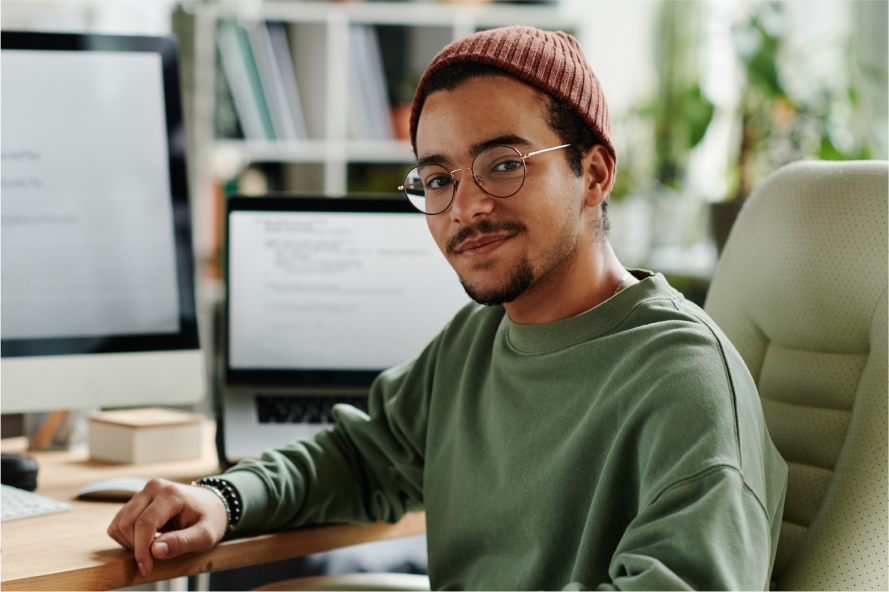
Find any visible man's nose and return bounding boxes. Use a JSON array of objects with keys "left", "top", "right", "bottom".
[{"left": 449, "top": 169, "right": 494, "bottom": 224}]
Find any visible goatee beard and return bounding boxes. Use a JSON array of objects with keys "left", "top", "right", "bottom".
[
  {"left": 459, "top": 256, "right": 535, "bottom": 306},
  {"left": 448, "top": 219, "right": 533, "bottom": 306}
]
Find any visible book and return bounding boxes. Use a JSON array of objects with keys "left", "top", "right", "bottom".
[
  {"left": 214, "top": 45, "right": 242, "bottom": 139},
  {"left": 249, "top": 22, "right": 301, "bottom": 141},
  {"left": 235, "top": 23, "right": 276, "bottom": 140},
  {"left": 267, "top": 22, "right": 309, "bottom": 140},
  {"left": 218, "top": 20, "right": 265, "bottom": 140},
  {"left": 348, "top": 25, "right": 373, "bottom": 140},
  {"left": 363, "top": 25, "right": 395, "bottom": 141},
  {"left": 217, "top": 20, "right": 275, "bottom": 140},
  {"left": 89, "top": 408, "right": 204, "bottom": 464},
  {"left": 347, "top": 25, "right": 394, "bottom": 141}
]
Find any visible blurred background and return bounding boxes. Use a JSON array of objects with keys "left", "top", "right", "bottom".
[
  {"left": 1, "top": 0, "right": 885, "bottom": 587},
  {"left": 3, "top": 0, "right": 886, "bottom": 303}
]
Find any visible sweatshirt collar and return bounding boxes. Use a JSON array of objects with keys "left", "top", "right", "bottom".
[{"left": 503, "top": 270, "right": 678, "bottom": 355}]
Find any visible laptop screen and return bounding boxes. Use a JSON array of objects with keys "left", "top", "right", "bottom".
[{"left": 226, "top": 196, "right": 471, "bottom": 387}]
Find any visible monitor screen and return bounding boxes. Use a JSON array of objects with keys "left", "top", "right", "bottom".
[
  {"left": 226, "top": 197, "right": 471, "bottom": 386},
  {"left": 1, "top": 32, "right": 199, "bottom": 358},
  {"left": 1, "top": 32, "right": 203, "bottom": 413}
]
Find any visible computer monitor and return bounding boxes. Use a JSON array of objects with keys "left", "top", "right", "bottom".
[{"left": 1, "top": 32, "right": 205, "bottom": 414}]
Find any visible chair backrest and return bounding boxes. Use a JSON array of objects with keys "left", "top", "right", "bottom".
[{"left": 704, "top": 160, "right": 888, "bottom": 590}]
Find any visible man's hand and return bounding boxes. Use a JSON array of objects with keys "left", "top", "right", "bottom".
[{"left": 107, "top": 478, "right": 228, "bottom": 578}]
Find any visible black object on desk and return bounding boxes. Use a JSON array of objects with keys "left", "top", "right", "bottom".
[{"left": 1, "top": 454, "right": 38, "bottom": 491}]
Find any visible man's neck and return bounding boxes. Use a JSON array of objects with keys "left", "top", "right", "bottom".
[{"left": 504, "top": 241, "right": 631, "bottom": 325}]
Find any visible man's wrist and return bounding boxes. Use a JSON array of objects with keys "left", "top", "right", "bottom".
[{"left": 191, "top": 478, "right": 242, "bottom": 533}]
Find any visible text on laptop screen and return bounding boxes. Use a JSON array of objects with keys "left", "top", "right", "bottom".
[{"left": 228, "top": 210, "right": 471, "bottom": 371}]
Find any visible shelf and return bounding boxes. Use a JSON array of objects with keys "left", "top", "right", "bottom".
[
  {"left": 207, "top": 2, "right": 576, "bottom": 31},
  {"left": 214, "top": 139, "right": 415, "bottom": 164}
]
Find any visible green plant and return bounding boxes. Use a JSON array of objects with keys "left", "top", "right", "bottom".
[
  {"left": 611, "top": 1, "right": 714, "bottom": 201},
  {"left": 730, "top": 2, "right": 872, "bottom": 201},
  {"left": 651, "top": 1, "right": 714, "bottom": 190}
]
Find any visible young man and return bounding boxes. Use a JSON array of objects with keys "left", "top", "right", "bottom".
[{"left": 109, "top": 27, "right": 787, "bottom": 590}]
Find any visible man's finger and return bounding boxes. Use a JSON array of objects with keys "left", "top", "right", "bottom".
[
  {"left": 110, "top": 489, "right": 154, "bottom": 549},
  {"left": 133, "top": 496, "right": 182, "bottom": 578},
  {"left": 152, "top": 522, "right": 217, "bottom": 560}
]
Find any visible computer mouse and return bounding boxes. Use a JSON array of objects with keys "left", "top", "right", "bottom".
[{"left": 75, "top": 477, "right": 150, "bottom": 501}]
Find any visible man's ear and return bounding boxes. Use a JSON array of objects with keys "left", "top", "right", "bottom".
[{"left": 581, "top": 144, "right": 616, "bottom": 209}]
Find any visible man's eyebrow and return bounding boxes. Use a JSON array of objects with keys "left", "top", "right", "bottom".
[
  {"left": 417, "top": 153, "right": 448, "bottom": 167},
  {"left": 416, "top": 134, "right": 534, "bottom": 168},
  {"left": 469, "top": 134, "right": 533, "bottom": 157}
]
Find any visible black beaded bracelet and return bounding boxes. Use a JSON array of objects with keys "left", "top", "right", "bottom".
[{"left": 192, "top": 477, "right": 242, "bottom": 532}]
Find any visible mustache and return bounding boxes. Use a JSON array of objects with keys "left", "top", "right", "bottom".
[{"left": 446, "top": 219, "right": 527, "bottom": 254}]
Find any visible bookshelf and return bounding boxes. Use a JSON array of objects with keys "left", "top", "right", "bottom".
[{"left": 188, "top": 1, "right": 580, "bottom": 261}]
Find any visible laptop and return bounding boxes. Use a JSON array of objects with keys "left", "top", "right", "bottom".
[{"left": 220, "top": 195, "right": 471, "bottom": 463}]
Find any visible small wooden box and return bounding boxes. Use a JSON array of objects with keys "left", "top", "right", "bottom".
[{"left": 89, "top": 408, "right": 204, "bottom": 464}]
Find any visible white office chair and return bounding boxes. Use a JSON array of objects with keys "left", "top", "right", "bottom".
[{"left": 704, "top": 160, "right": 888, "bottom": 590}]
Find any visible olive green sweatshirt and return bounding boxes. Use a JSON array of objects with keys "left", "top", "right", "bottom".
[{"left": 220, "top": 271, "right": 787, "bottom": 590}]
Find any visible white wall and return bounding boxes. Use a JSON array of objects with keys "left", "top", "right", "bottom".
[
  {"left": 561, "top": 0, "right": 661, "bottom": 121},
  {"left": 0, "top": 0, "right": 175, "bottom": 35}
]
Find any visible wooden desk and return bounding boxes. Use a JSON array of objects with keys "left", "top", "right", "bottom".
[{"left": 1, "top": 424, "right": 426, "bottom": 591}]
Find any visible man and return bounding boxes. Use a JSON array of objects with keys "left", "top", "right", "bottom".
[{"left": 109, "top": 26, "right": 787, "bottom": 590}]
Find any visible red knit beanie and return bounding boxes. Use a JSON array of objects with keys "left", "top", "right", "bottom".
[{"left": 410, "top": 26, "right": 616, "bottom": 162}]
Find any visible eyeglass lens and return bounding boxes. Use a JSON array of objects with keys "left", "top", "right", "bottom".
[{"left": 402, "top": 145, "right": 527, "bottom": 214}]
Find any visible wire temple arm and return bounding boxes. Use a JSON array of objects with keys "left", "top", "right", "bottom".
[{"left": 521, "top": 143, "right": 572, "bottom": 160}]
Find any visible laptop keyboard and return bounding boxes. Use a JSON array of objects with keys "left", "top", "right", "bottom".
[
  {"left": 1, "top": 484, "right": 71, "bottom": 522},
  {"left": 256, "top": 395, "right": 369, "bottom": 424}
]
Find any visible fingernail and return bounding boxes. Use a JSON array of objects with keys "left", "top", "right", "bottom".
[
  {"left": 138, "top": 562, "right": 146, "bottom": 577},
  {"left": 154, "top": 541, "right": 169, "bottom": 558}
]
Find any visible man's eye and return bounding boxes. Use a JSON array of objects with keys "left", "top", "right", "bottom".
[
  {"left": 425, "top": 175, "right": 453, "bottom": 190},
  {"left": 492, "top": 159, "right": 522, "bottom": 173}
]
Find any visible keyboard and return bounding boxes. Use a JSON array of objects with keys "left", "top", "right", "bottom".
[
  {"left": 257, "top": 395, "right": 369, "bottom": 424},
  {"left": 1, "top": 483, "right": 71, "bottom": 522}
]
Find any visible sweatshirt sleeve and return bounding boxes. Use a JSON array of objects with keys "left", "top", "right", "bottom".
[
  {"left": 564, "top": 466, "right": 774, "bottom": 591},
  {"left": 218, "top": 335, "right": 440, "bottom": 534}
]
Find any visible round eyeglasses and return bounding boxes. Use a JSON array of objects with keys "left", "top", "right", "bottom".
[{"left": 398, "top": 143, "right": 571, "bottom": 215}]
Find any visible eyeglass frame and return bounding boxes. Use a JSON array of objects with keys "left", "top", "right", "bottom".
[{"left": 398, "top": 143, "right": 572, "bottom": 215}]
